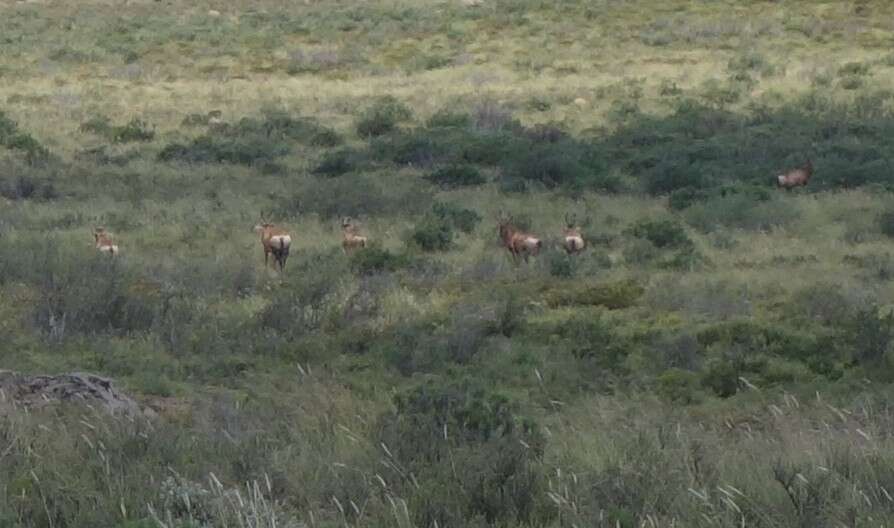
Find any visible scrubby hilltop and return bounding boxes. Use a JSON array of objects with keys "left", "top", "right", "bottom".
[{"left": 3, "top": 0, "right": 894, "bottom": 526}]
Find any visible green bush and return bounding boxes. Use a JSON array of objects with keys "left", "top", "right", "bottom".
[
  {"left": 425, "top": 165, "right": 486, "bottom": 188},
  {"left": 838, "top": 61, "right": 871, "bottom": 76},
  {"left": 545, "top": 279, "right": 644, "bottom": 309},
  {"left": 656, "top": 368, "right": 701, "bottom": 403},
  {"left": 701, "top": 358, "right": 739, "bottom": 397},
  {"left": 628, "top": 219, "right": 692, "bottom": 249},
  {"left": 427, "top": 109, "right": 471, "bottom": 128},
  {"left": 0, "top": 111, "right": 50, "bottom": 165},
  {"left": 349, "top": 246, "right": 411, "bottom": 275},
  {"left": 684, "top": 193, "right": 798, "bottom": 232},
  {"left": 0, "top": 163, "right": 59, "bottom": 201},
  {"left": 112, "top": 118, "right": 155, "bottom": 143},
  {"left": 878, "top": 210, "right": 894, "bottom": 238},
  {"left": 432, "top": 202, "right": 481, "bottom": 233},
  {"left": 409, "top": 216, "right": 455, "bottom": 251},
  {"left": 843, "top": 305, "right": 894, "bottom": 367},
  {"left": 282, "top": 174, "right": 432, "bottom": 219},
  {"left": 376, "top": 379, "right": 550, "bottom": 527},
  {"left": 668, "top": 187, "right": 708, "bottom": 210},
  {"left": 312, "top": 147, "right": 366, "bottom": 176},
  {"left": 356, "top": 96, "right": 413, "bottom": 137},
  {"left": 548, "top": 251, "right": 574, "bottom": 277},
  {"left": 159, "top": 111, "right": 339, "bottom": 166},
  {"left": 80, "top": 116, "right": 155, "bottom": 143}
]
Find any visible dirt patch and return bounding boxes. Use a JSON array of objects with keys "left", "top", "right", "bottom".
[{"left": 0, "top": 370, "right": 149, "bottom": 417}]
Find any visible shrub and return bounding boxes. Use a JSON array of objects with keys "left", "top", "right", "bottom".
[
  {"left": 659, "top": 79, "right": 683, "bottom": 96},
  {"left": 409, "top": 216, "right": 455, "bottom": 251},
  {"left": 79, "top": 115, "right": 114, "bottom": 136},
  {"left": 376, "top": 379, "right": 550, "bottom": 527},
  {"left": 839, "top": 75, "right": 864, "bottom": 90},
  {"left": 548, "top": 251, "right": 574, "bottom": 278},
  {"left": 159, "top": 135, "right": 290, "bottom": 166},
  {"left": 668, "top": 187, "right": 708, "bottom": 210},
  {"left": 656, "top": 368, "right": 701, "bottom": 403},
  {"left": 878, "top": 210, "right": 894, "bottom": 238},
  {"left": 356, "top": 96, "right": 413, "bottom": 137},
  {"left": 628, "top": 219, "right": 692, "bottom": 249},
  {"left": 0, "top": 173, "right": 58, "bottom": 201},
  {"left": 427, "top": 109, "right": 471, "bottom": 128},
  {"left": 425, "top": 165, "right": 486, "bottom": 188},
  {"left": 349, "top": 246, "right": 411, "bottom": 275},
  {"left": 283, "top": 175, "right": 432, "bottom": 219},
  {"left": 728, "top": 50, "right": 774, "bottom": 76},
  {"left": 432, "top": 202, "right": 481, "bottom": 234},
  {"left": 545, "top": 279, "right": 644, "bottom": 309},
  {"left": 684, "top": 193, "right": 798, "bottom": 232},
  {"left": 80, "top": 116, "right": 155, "bottom": 143},
  {"left": 312, "top": 147, "right": 366, "bottom": 177},
  {"left": 0, "top": 111, "right": 50, "bottom": 165},
  {"left": 112, "top": 118, "right": 155, "bottom": 143},
  {"left": 643, "top": 161, "right": 706, "bottom": 195},
  {"left": 159, "top": 111, "right": 339, "bottom": 166},
  {"left": 224, "top": 112, "right": 341, "bottom": 146},
  {"left": 504, "top": 140, "right": 600, "bottom": 189},
  {"left": 838, "top": 61, "right": 871, "bottom": 76},
  {"left": 843, "top": 305, "right": 894, "bottom": 367},
  {"left": 701, "top": 358, "right": 739, "bottom": 397},
  {"left": 371, "top": 130, "right": 452, "bottom": 168}
]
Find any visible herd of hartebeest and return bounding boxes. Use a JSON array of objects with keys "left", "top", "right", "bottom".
[{"left": 92, "top": 160, "right": 813, "bottom": 270}]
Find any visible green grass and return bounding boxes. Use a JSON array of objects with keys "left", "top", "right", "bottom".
[{"left": 5, "top": 0, "right": 894, "bottom": 526}]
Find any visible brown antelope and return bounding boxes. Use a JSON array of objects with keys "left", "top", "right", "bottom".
[
  {"left": 93, "top": 227, "right": 119, "bottom": 256},
  {"left": 776, "top": 159, "right": 813, "bottom": 189},
  {"left": 254, "top": 213, "right": 291, "bottom": 271},
  {"left": 497, "top": 211, "right": 542, "bottom": 263},
  {"left": 562, "top": 213, "right": 585, "bottom": 255},
  {"left": 341, "top": 217, "right": 368, "bottom": 253}
]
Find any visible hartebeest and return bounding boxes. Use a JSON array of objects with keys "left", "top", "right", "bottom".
[
  {"left": 341, "top": 217, "right": 368, "bottom": 253},
  {"left": 497, "top": 211, "right": 542, "bottom": 263},
  {"left": 93, "top": 227, "right": 119, "bottom": 256},
  {"left": 776, "top": 159, "right": 813, "bottom": 189},
  {"left": 254, "top": 213, "right": 291, "bottom": 271},
  {"left": 562, "top": 213, "right": 585, "bottom": 255}
]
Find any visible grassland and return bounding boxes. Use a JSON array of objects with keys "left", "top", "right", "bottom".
[{"left": 5, "top": 0, "right": 894, "bottom": 526}]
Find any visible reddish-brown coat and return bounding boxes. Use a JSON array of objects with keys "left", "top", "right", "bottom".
[
  {"left": 777, "top": 160, "right": 813, "bottom": 189},
  {"left": 497, "top": 213, "right": 541, "bottom": 263}
]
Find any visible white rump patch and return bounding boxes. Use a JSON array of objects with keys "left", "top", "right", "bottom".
[
  {"left": 270, "top": 235, "right": 291, "bottom": 248},
  {"left": 524, "top": 237, "right": 541, "bottom": 251},
  {"left": 565, "top": 236, "right": 584, "bottom": 250},
  {"left": 777, "top": 175, "right": 786, "bottom": 185},
  {"left": 99, "top": 245, "right": 118, "bottom": 254}
]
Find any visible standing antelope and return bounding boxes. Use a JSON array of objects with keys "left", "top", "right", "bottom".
[
  {"left": 341, "top": 217, "right": 368, "bottom": 253},
  {"left": 93, "top": 227, "right": 119, "bottom": 256},
  {"left": 254, "top": 213, "right": 291, "bottom": 272},
  {"left": 497, "top": 211, "right": 542, "bottom": 263},
  {"left": 776, "top": 159, "right": 813, "bottom": 189},
  {"left": 562, "top": 213, "right": 585, "bottom": 255}
]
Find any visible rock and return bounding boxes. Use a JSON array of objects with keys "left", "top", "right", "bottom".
[
  {"left": 0, "top": 371, "right": 145, "bottom": 417},
  {"left": 573, "top": 97, "right": 587, "bottom": 107},
  {"left": 208, "top": 9, "right": 221, "bottom": 16}
]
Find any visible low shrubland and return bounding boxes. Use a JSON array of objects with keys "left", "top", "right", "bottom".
[{"left": 4, "top": 0, "right": 894, "bottom": 525}]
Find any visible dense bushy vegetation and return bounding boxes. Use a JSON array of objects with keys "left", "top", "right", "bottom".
[{"left": 5, "top": 0, "right": 894, "bottom": 526}]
